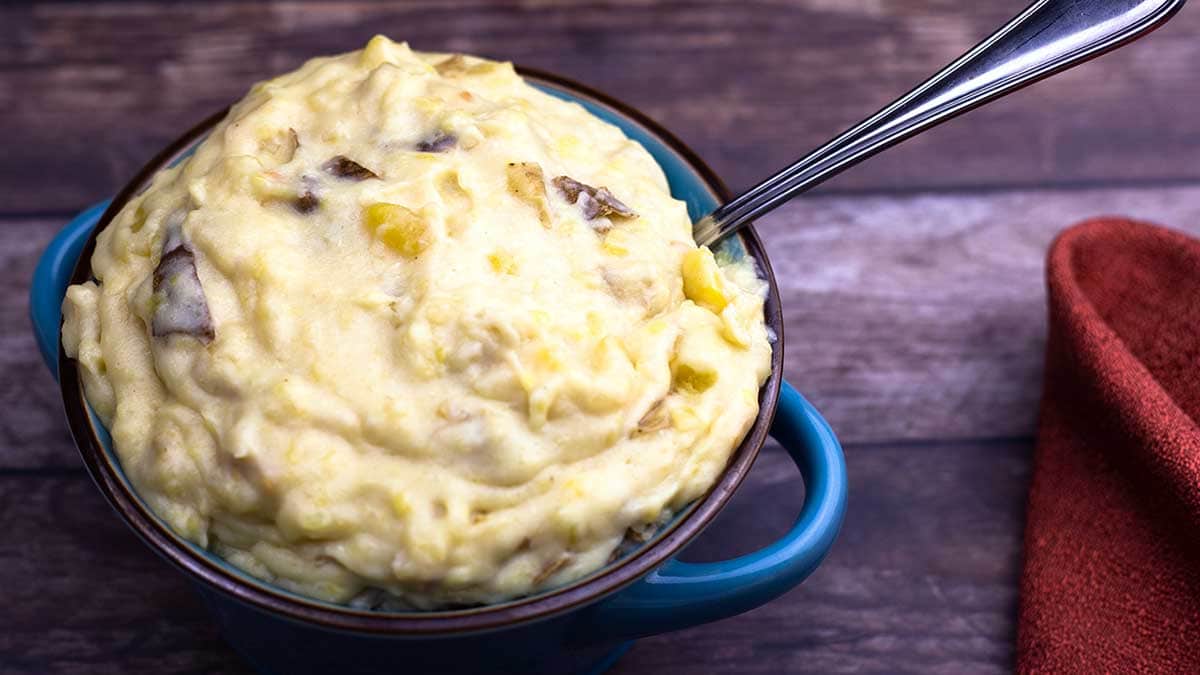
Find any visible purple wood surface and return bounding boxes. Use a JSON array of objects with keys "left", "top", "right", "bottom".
[
  {"left": 2, "top": 1, "right": 1198, "bottom": 673},
  {"left": 2, "top": 1, "right": 1199, "bottom": 214}
]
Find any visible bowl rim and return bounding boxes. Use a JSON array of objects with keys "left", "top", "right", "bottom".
[{"left": 57, "top": 65, "right": 785, "bottom": 635}]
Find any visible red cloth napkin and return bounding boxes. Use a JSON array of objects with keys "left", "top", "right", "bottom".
[{"left": 1018, "top": 218, "right": 1200, "bottom": 673}]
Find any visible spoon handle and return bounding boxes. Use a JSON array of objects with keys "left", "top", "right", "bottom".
[{"left": 694, "top": 0, "right": 1186, "bottom": 247}]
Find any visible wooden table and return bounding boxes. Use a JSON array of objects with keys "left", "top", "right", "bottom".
[{"left": 3, "top": 2, "right": 1198, "bottom": 673}]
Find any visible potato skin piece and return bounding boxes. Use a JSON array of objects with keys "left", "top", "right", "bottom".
[
  {"left": 553, "top": 175, "right": 635, "bottom": 222},
  {"left": 151, "top": 244, "right": 215, "bottom": 342},
  {"left": 294, "top": 191, "right": 320, "bottom": 214},
  {"left": 415, "top": 132, "right": 457, "bottom": 153},
  {"left": 322, "top": 155, "right": 379, "bottom": 181},
  {"left": 506, "top": 162, "right": 551, "bottom": 226}
]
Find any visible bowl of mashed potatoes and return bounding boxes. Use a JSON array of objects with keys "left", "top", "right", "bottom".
[{"left": 32, "top": 36, "right": 846, "bottom": 675}]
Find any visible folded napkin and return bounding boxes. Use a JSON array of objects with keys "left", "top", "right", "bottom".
[{"left": 1018, "top": 218, "right": 1200, "bottom": 672}]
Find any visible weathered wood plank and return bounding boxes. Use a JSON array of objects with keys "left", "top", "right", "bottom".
[
  {"left": 623, "top": 439, "right": 1028, "bottom": 675},
  {"left": 1, "top": 1, "right": 1198, "bottom": 212},
  {"left": 0, "top": 220, "right": 77, "bottom": 470},
  {"left": 761, "top": 183, "right": 1200, "bottom": 443},
  {"left": 0, "top": 472, "right": 251, "bottom": 675},
  {"left": 0, "top": 440, "right": 1028, "bottom": 674},
  {"left": 5, "top": 183, "right": 1200, "bottom": 467}
]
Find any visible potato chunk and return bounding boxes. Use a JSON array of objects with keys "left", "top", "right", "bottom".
[
  {"left": 365, "top": 203, "right": 432, "bottom": 258},
  {"left": 672, "top": 363, "right": 718, "bottom": 394},
  {"left": 152, "top": 244, "right": 215, "bottom": 341},
  {"left": 681, "top": 247, "right": 730, "bottom": 314},
  {"left": 552, "top": 175, "right": 635, "bottom": 224},
  {"left": 505, "top": 162, "right": 551, "bottom": 227}
]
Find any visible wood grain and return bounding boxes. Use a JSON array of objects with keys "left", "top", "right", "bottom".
[
  {"left": 0, "top": 220, "right": 77, "bottom": 470},
  {"left": 624, "top": 439, "right": 1029, "bottom": 675},
  {"left": 0, "top": 473, "right": 252, "bottom": 675},
  {"left": 3, "top": 2, "right": 1197, "bottom": 672},
  {"left": 0, "top": 440, "right": 1027, "bottom": 675},
  {"left": 2, "top": 1, "right": 1199, "bottom": 213},
  {"left": 6, "top": 183, "right": 1200, "bottom": 468},
  {"left": 761, "top": 183, "right": 1200, "bottom": 443}
]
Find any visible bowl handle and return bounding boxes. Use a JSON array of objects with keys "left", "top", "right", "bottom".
[
  {"left": 30, "top": 201, "right": 111, "bottom": 381},
  {"left": 583, "top": 380, "right": 847, "bottom": 640}
]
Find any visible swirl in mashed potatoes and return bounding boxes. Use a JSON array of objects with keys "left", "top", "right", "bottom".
[{"left": 62, "top": 36, "right": 772, "bottom": 608}]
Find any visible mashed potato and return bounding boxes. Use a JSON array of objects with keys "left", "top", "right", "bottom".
[{"left": 61, "top": 36, "right": 772, "bottom": 608}]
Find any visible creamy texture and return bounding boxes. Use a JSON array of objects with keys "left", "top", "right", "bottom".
[{"left": 61, "top": 36, "right": 772, "bottom": 608}]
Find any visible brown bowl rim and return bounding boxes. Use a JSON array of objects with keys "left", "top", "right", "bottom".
[{"left": 57, "top": 65, "right": 785, "bottom": 635}]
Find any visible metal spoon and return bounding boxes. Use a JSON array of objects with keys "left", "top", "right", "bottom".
[{"left": 693, "top": 0, "right": 1187, "bottom": 246}]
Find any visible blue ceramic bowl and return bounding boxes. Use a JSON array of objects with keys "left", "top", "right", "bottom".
[{"left": 30, "top": 68, "right": 846, "bottom": 675}]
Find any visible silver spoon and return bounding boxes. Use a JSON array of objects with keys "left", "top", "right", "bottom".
[{"left": 694, "top": 0, "right": 1187, "bottom": 246}]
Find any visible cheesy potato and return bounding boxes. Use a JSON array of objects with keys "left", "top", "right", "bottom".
[{"left": 61, "top": 36, "right": 772, "bottom": 608}]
